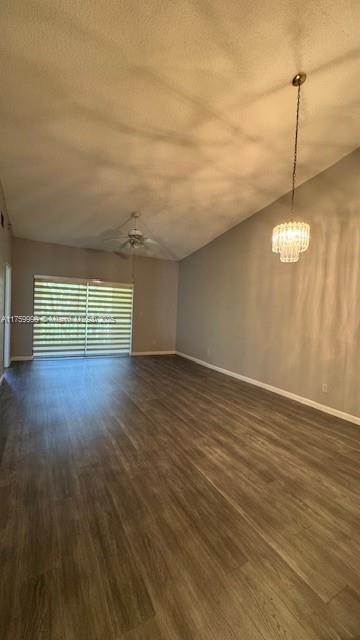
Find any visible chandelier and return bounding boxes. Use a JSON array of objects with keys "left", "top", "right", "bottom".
[{"left": 272, "top": 73, "right": 310, "bottom": 263}]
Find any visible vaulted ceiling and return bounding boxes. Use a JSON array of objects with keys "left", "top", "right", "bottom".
[{"left": 0, "top": 0, "right": 359, "bottom": 259}]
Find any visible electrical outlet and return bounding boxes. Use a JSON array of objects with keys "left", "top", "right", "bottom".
[{"left": 322, "top": 383, "right": 328, "bottom": 393}]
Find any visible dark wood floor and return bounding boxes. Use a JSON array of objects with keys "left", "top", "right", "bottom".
[{"left": 1, "top": 355, "right": 360, "bottom": 639}]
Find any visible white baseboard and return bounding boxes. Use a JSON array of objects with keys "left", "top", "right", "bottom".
[
  {"left": 131, "top": 350, "right": 176, "bottom": 356},
  {"left": 176, "top": 351, "right": 360, "bottom": 427},
  {"left": 12, "top": 353, "right": 176, "bottom": 360}
]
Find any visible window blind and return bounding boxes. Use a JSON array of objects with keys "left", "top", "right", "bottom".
[
  {"left": 86, "top": 282, "right": 133, "bottom": 355},
  {"left": 33, "top": 276, "right": 133, "bottom": 357}
]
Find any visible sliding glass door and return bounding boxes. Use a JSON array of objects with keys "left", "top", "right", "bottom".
[{"left": 33, "top": 276, "right": 133, "bottom": 357}]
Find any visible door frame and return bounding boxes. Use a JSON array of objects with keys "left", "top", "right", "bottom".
[{"left": 4, "top": 263, "right": 11, "bottom": 367}]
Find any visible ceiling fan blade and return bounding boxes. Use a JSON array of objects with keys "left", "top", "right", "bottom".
[
  {"left": 112, "top": 240, "right": 132, "bottom": 259},
  {"left": 102, "top": 235, "right": 128, "bottom": 245},
  {"left": 143, "top": 237, "right": 158, "bottom": 246},
  {"left": 116, "top": 240, "right": 131, "bottom": 250},
  {"left": 136, "top": 218, "right": 179, "bottom": 260}
]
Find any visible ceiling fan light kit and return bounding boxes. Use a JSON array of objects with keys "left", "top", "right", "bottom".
[{"left": 272, "top": 72, "right": 310, "bottom": 263}]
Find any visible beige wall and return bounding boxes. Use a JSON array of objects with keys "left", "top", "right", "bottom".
[
  {"left": 0, "top": 185, "right": 12, "bottom": 375},
  {"left": 177, "top": 148, "right": 360, "bottom": 418},
  {"left": 12, "top": 238, "right": 178, "bottom": 358}
]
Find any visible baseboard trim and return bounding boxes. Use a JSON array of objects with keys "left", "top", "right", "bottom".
[
  {"left": 176, "top": 351, "right": 360, "bottom": 427},
  {"left": 12, "top": 353, "right": 176, "bottom": 360},
  {"left": 0, "top": 373, "right": 4, "bottom": 385},
  {"left": 131, "top": 351, "right": 176, "bottom": 356}
]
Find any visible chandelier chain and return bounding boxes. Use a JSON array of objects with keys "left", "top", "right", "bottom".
[{"left": 291, "top": 82, "right": 301, "bottom": 213}]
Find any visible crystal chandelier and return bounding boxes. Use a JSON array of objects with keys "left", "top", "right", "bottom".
[{"left": 272, "top": 73, "right": 310, "bottom": 263}]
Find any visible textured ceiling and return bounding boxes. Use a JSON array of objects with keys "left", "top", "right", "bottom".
[{"left": 0, "top": 1, "right": 359, "bottom": 259}]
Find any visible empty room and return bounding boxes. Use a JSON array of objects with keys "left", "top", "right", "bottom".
[{"left": 1, "top": 1, "right": 360, "bottom": 638}]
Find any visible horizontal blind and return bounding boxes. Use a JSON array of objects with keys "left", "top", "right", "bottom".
[
  {"left": 86, "top": 282, "right": 133, "bottom": 355},
  {"left": 33, "top": 278, "right": 87, "bottom": 356},
  {"left": 33, "top": 276, "right": 133, "bottom": 357}
]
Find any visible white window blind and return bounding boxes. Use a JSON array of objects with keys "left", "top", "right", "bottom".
[{"left": 33, "top": 276, "right": 133, "bottom": 357}]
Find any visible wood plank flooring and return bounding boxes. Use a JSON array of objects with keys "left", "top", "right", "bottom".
[{"left": 0, "top": 354, "right": 360, "bottom": 639}]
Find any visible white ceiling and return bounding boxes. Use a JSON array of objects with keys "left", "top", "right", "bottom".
[{"left": 0, "top": 0, "right": 359, "bottom": 259}]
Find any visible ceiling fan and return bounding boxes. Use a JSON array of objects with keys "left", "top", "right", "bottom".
[{"left": 103, "top": 212, "right": 158, "bottom": 255}]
